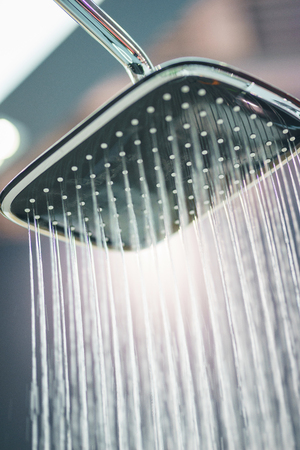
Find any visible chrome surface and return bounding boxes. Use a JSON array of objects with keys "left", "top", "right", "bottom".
[
  {"left": 54, "top": 0, "right": 154, "bottom": 83},
  {"left": 2, "top": 59, "right": 300, "bottom": 249}
]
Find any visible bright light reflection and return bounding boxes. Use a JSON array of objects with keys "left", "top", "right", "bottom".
[
  {"left": 0, "top": 119, "right": 21, "bottom": 163},
  {"left": 0, "top": 0, "right": 104, "bottom": 103}
]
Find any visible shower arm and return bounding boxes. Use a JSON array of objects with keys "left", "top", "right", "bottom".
[{"left": 53, "top": 0, "right": 154, "bottom": 83}]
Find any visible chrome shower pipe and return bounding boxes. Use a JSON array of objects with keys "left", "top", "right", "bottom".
[{"left": 54, "top": 0, "right": 154, "bottom": 83}]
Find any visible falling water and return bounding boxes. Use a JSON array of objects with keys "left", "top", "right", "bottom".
[
  {"left": 26, "top": 153, "right": 300, "bottom": 449},
  {"left": 24, "top": 81, "right": 300, "bottom": 449}
]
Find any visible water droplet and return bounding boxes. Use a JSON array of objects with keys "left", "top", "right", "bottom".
[
  {"left": 185, "top": 143, "right": 191, "bottom": 148},
  {"left": 234, "top": 163, "right": 240, "bottom": 169},
  {"left": 104, "top": 163, "right": 111, "bottom": 168},
  {"left": 80, "top": 201, "right": 85, "bottom": 206},
  {"left": 234, "top": 146, "right": 240, "bottom": 151},
  {"left": 147, "top": 106, "right": 155, "bottom": 113},
  {"left": 119, "top": 151, "right": 126, "bottom": 157},
  {"left": 233, "top": 105, "right": 240, "bottom": 112},
  {"left": 283, "top": 129, "right": 289, "bottom": 134},
  {"left": 290, "top": 136, "right": 296, "bottom": 141},
  {"left": 266, "top": 141, "right": 272, "bottom": 146},
  {"left": 137, "top": 159, "right": 143, "bottom": 164},
  {"left": 171, "top": 173, "right": 176, "bottom": 177},
  {"left": 201, "top": 131, "right": 208, "bottom": 137},
  {"left": 43, "top": 188, "right": 49, "bottom": 193},
  {"left": 199, "top": 111, "right": 207, "bottom": 117},
  {"left": 131, "top": 119, "right": 139, "bottom": 126},
  {"left": 29, "top": 198, "right": 35, "bottom": 203},
  {"left": 52, "top": 220, "right": 58, "bottom": 226},
  {"left": 216, "top": 97, "right": 224, "bottom": 104},
  {"left": 203, "top": 184, "right": 209, "bottom": 190},
  {"left": 116, "top": 131, "right": 123, "bottom": 137},
  {"left": 267, "top": 122, "right": 273, "bottom": 127},
  {"left": 163, "top": 93, "right": 171, "bottom": 101},
  {"left": 169, "top": 155, "right": 175, "bottom": 160},
  {"left": 167, "top": 136, "right": 174, "bottom": 141},
  {"left": 217, "top": 119, "right": 224, "bottom": 125},
  {"left": 150, "top": 128, "right": 157, "bottom": 134},
  {"left": 250, "top": 133, "right": 256, "bottom": 139},
  {"left": 90, "top": 174, "right": 96, "bottom": 179},
  {"left": 250, "top": 152, "right": 256, "bottom": 157},
  {"left": 282, "top": 147, "right": 287, "bottom": 152},
  {"left": 122, "top": 170, "right": 128, "bottom": 175},
  {"left": 48, "top": 205, "right": 54, "bottom": 210},
  {"left": 219, "top": 174, "right": 225, "bottom": 179},
  {"left": 134, "top": 139, "right": 141, "bottom": 145},
  {"left": 25, "top": 208, "right": 30, "bottom": 213},
  {"left": 152, "top": 147, "right": 158, "bottom": 153},
  {"left": 57, "top": 177, "right": 63, "bottom": 182},
  {"left": 188, "top": 195, "right": 194, "bottom": 200},
  {"left": 62, "top": 195, "right": 68, "bottom": 200},
  {"left": 165, "top": 115, "right": 172, "bottom": 122},
  {"left": 186, "top": 161, "right": 192, "bottom": 166},
  {"left": 181, "top": 102, "right": 190, "bottom": 109},
  {"left": 250, "top": 114, "right": 257, "bottom": 120},
  {"left": 203, "top": 168, "right": 208, "bottom": 173},
  {"left": 218, "top": 138, "right": 224, "bottom": 144},
  {"left": 202, "top": 150, "right": 208, "bottom": 155},
  {"left": 233, "top": 126, "right": 240, "bottom": 132},
  {"left": 218, "top": 157, "right": 224, "bottom": 162},
  {"left": 76, "top": 185, "right": 82, "bottom": 189},
  {"left": 187, "top": 179, "right": 193, "bottom": 184},
  {"left": 101, "top": 143, "right": 108, "bottom": 149},
  {"left": 86, "top": 154, "right": 93, "bottom": 160},
  {"left": 198, "top": 89, "right": 206, "bottom": 96},
  {"left": 71, "top": 166, "right": 78, "bottom": 172},
  {"left": 183, "top": 123, "right": 190, "bottom": 129}
]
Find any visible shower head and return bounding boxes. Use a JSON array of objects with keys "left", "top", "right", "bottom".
[{"left": 1, "top": 1, "right": 300, "bottom": 250}]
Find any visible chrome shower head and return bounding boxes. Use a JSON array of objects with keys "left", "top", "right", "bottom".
[{"left": 1, "top": 1, "right": 300, "bottom": 250}]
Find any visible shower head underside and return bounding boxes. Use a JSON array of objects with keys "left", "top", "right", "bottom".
[{"left": 1, "top": 58, "right": 300, "bottom": 250}]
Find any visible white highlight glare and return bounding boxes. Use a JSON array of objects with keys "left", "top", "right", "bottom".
[
  {"left": 0, "top": 0, "right": 104, "bottom": 103},
  {"left": 0, "top": 119, "right": 21, "bottom": 162}
]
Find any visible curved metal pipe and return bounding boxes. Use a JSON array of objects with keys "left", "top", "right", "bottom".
[{"left": 54, "top": 0, "right": 154, "bottom": 83}]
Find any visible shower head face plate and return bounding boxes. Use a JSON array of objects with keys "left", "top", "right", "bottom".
[{"left": 1, "top": 59, "right": 300, "bottom": 249}]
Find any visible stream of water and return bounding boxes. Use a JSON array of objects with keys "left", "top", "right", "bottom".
[{"left": 28, "top": 150, "right": 300, "bottom": 449}]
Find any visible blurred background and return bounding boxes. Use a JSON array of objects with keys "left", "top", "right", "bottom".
[{"left": 1, "top": 0, "right": 300, "bottom": 447}]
